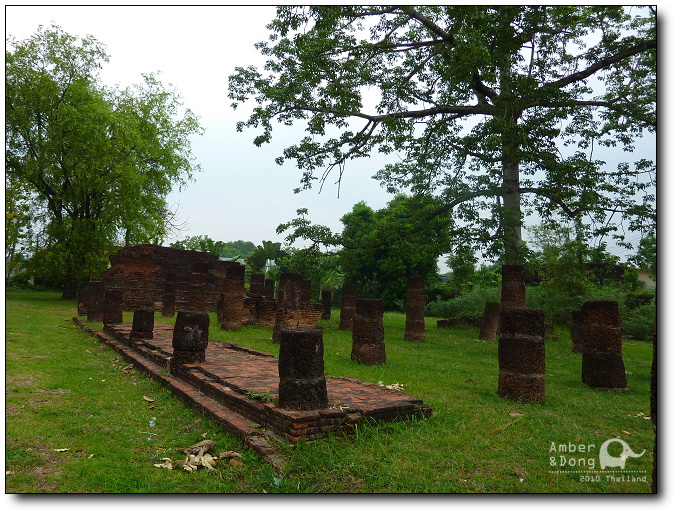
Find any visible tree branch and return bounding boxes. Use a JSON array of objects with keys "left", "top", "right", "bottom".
[{"left": 538, "top": 39, "right": 656, "bottom": 92}]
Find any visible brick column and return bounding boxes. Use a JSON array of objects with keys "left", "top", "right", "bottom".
[
  {"left": 570, "top": 310, "right": 583, "bottom": 354},
  {"left": 479, "top": 301, "right": 501, "bottom": 341},
  {"left": 162, "top": 274, "right": 176, "bottom": 317},
  {"left": 272, "top": 273, "right": 302, "bottom": 342},
  {"left": 338, "top": 283, "right": 358, "bottom": 331},
  {"left": 278, "top": 329, "right": 328, "bottom": 410},
  {"left": 250, "top": 273, "right": 265, "bottom": 295},
  {"left": 498, "top": 309, "right": 546, "bottom": 403},
  {"left": 581, "top": 300, "right": 627, "bottom": 390},
  {"left": 220, "top": 263, "right": 245, "bottom": 331},
  {"left": 321, "top": 290, "right": 332, "bottom": 320},
  {"left": 351, "top": 298, "right": 386, "bottom": 365},
  {"left": 188, "top": 262, "right": 208, "bottom": 311},
  {"left": 500, "top": 264, "right": 526, "bottom": 311},
  {"left": 129, "top": 306, "right": 154, "bottom": 342},
  {"left": 86, "top": 280, "right": 105, "bottom": 322},
  {"left": 103, "top": 289, "right": 123, "bottom": 325},
  {"left": 404, "top": 275, "right": 425, "bottom": 342},
  {"left": 172, "top": 311, "right": 210, "bottom": 368}
]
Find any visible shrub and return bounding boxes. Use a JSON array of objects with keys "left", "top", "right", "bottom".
[
  {"left": 621, "top": 301, "right": 656, "bottom": 342},
  {"left": 425, "top": 285, "right": 500, "bottom": 319}
]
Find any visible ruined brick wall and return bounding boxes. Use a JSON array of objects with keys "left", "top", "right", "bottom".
[{"left": 88, "top": 244, "right": 244, "bottom": 315}]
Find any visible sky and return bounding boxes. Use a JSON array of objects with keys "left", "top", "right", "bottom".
[
  {"left": 4, "top": 3, "right": 657, "bottom": 267},
  {"left": 5, "top": 3, "right": 401, "bottom": 250}
]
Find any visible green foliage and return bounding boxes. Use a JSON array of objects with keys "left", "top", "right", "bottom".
[
  {"left": 245, "top": 241, "right": 286, "bottom": 274},
  {"left": 6, "top": 25, "right": 202, "bottom": 296},
  {"left": 169, "top": 236, "right": 256, "bottom": 260},
  {"left": 338, "top": 195, "right": 452, "bottom": 309},
  {"left": 629, "top": 233, "right": 656, "bottom": 279},
  {"left": 229, "top": 6, "right": 655, "bottom": 264},
  {"left": 426, "top": 285, "right": 501, "bottom": 319}
]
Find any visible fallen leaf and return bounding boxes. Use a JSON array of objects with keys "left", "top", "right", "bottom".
[
  {"left": 142, "top": 395, "right": 155, "bottom": 403},
  {"left": 122, "top": 364, "right": 134, "bottom": 373},
  {"left": 229, "top": 458, "right": 243, "bottom": 468},
  {"left": 509, "top": 412, "right": 524, "bottom": 417},
  {"left": 182, "top": 439, "right": 215, "bottom": 455},
  {"left": 88, "top": 454, "right": 95, "bottom": 459},
  {"left": 219, "top": 450, "right": 243, "bottom": 459},
  {"left": 54, "top": 448, "right": 70, "bottom": 452},
  {"left": 621, "top": 430, "right": 631, "bottom": 436}
]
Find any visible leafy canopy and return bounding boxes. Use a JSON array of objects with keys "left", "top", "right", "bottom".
[
  {"left": 229, "top": 6, "right": 655, "bottom": 264},
  {"left": 6, "top": 25, "right": 203, "bottom": 295}
]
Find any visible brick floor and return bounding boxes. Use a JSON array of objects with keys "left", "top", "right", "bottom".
[{"left": 73, "top": 318, "right": 432, "bottom": 468}]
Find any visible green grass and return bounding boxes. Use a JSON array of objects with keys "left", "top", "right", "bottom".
[{"left": 5, "top": 290, "right": 655, "bottom": 493}]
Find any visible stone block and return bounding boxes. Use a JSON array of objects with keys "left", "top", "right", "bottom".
[
  {"left": 479, "top": 301, "right": 500, "bottom": 341},
  {"left": 278, "top": 329, "right": 328, "bottom": 410},
  {"left": 498, "top": 308, "right": 545, "bottom": 403}
]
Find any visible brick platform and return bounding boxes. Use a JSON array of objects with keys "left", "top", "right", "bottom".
[{"left": 73, "top": 318, "right": 432, "bottom": 468}]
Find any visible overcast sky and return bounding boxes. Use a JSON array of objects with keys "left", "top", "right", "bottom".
[
  {"left": 5, "top": 3, "right": 657, "bottom": 266},
  {"left": 6, "top": 3, "right": 402, "bottom": 252}
]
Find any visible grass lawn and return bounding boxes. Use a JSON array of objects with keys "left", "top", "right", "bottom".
[{"left": 5, "top": 290, "right": 655, "bottom": 493}]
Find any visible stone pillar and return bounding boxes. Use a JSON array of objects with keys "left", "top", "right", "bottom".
[
  {"left": 570, "top": 310, "right": 583, "bottom": 354},
  {"left": 188, "top": 262, "right": 208, "bottom": 311},
  {"left": 404, "top": 275, "right": 425, "bottom": 342},
  {"left": 479, "top": 301, "right": 501, "bottom": 341},
  {"left": 250, "top": 273, "right": 265, "bottom": 295},
  {"left": 321, "top": 290, "right": 332, "bottom": 320},
  {"left": 263, "top": 278, "right": 275, "bottom": 299},
  {"left": 498, "top": 308, "right": 546, "bottom": 403},
  {"left": 220, "top": 263, "right": 245, "bottom": 330},
  {"left": 103, "top": 289, "right": 123, "bottom": 325},
  {"left": 172, "top": 311, "right": 210, "bottom": 367},
  {"left": 501, "top": 264, "right": 526, "bottom": 311},
  {"left": 86, "top": 280, "right": 105, "bottom": 322},
  {"left": 272, "top": 273, "right": 302, "bottom": 342},
  {"left": 338, "top": 283, "right": 358, "bottom": 331},
  {"left": 581, "top": 300, "right": 627, "bottom": 391},
  {"left": 278, "top": 329, "right": 328, "bottom": 410},
  {"left": 351, "top": 298, "right": 386, "bottom": 365},
  {"left": 129, "top": 306, "right": 154, "bottom": 342},
  {"left": 162, "top": 274, "right": 176, "bottom": 317}
]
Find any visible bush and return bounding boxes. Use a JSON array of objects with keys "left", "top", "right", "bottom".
[
  {"left": 425, "top": 285, "right": 500, "bottom": 319},
  {"left": 622, "top": 301, "right": 656, "bottom": 342}
]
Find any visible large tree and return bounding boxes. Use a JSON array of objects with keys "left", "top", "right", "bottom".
[
  {"left": 228, "top": 6, "right": 656, "bottom": 264},
  {"left": 6, "top": 25, "right": 203, "bottom": 297}
]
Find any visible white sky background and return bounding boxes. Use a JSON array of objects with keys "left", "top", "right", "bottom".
[
  {"left": 5, "top": 4, "right": 399, "bottom": 251},
  {"left": 4, "top": 3, "right": 658, "bottom": 268}
]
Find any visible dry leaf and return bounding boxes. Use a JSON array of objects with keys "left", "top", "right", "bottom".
[
  {"left": 142, "top": 395, "right": 155, "bottom": 403},
  {"left": 621, "top": 430, "right": 631, "bottom": 436},
  {"left": 182, "top": 439, "right": 215, "bottom": 455},
  {"left": 229, "top": 458, "right": 243, "bottom": 468},
  {"left": 509, "top": 412, "right": 524, "bottom": 417},
  {"left": 219, "top": 450, "right": 243, "bottom": 459},
  {"left": 54, "top": 448, "right": 69, "bottom": 452}
]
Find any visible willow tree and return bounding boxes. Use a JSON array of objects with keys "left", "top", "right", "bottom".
[
  {"left": 6, "top": 25, "right": 202, "bottom": 297},
  {"left": 228, "top": 6, "right": 656, "bottom": 264}
]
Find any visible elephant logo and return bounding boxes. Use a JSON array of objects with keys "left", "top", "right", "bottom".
[{"left": 599, "top": 438, "right": 646, "bottom": 469}]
